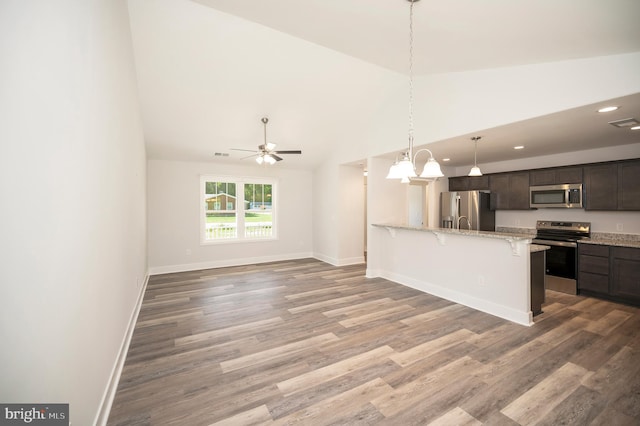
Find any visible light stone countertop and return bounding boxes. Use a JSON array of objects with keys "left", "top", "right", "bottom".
[
  {"left": 579, "top": 238, "right": 640, "bottom": 249},
  {"left": 372, "top": 223, "right": 549, "bottom": 257},
  {"left": 530, "top": 244, "right": 550, "bottom": 253},
  {"left": 372, "top": 223, "right": 532, "bottom": 242}
]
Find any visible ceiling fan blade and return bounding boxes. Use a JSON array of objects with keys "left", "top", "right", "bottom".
[
  {"left": 230, "top": 148, "right": 257, "bottom": 152},
  {"left": 241, "top": 153, "right": 258, "bottom": 160},
  {"left": 273, "top": 150, "right": 302, "bottom": 154},
  {"left": 272, "top": 154, "right": 283, "bottom": 161}
]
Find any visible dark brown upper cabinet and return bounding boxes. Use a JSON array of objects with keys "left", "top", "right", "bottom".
[
  {"left": 529, "top": 166, "right": 582, "bottom": 186},
  {"left": 584, "top": 159, "right": 640, "bottom": 211},
  {"left": 448, "top": 175, "right": 490, "bottom": 191},
  {"left": 447, "top": 158, "right": 639, "bottom": 212},
  {"left": 584, "top": 163, "right": 618, "bottom": 210},
  {"left": 489, "top": 171, "right": 531, "bottom": 210},
  {"left": 618, "top": 160, "right": 640, "bottom": 210}
]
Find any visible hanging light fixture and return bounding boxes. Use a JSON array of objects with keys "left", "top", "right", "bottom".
[
  {"left": 386, "top": 0, "right": 443, "bottom": 184},
  {"left": 468, "top": 136, "right": 482, "bottom": 176}
]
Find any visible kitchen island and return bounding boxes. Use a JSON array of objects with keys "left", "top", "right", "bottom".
[{"left": 368, "top": 224, "right": 546, "bottom": 326}]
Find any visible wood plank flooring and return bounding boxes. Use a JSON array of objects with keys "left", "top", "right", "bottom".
[{"left": 107, "top": 259, "right": 640, "bottom": 425}]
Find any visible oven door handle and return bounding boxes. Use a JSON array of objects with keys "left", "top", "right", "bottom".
[{"left": 532, "top": 239, "right": 577, "bottom": 248}]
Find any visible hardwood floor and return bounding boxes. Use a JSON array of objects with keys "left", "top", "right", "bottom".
[{"left": 107, "top": 259, "right": 640, "bottom": 425}]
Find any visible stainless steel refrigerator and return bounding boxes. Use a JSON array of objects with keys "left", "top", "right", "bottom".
[{"left": 440, "top": 191, "right": 495, "bottom": 231}]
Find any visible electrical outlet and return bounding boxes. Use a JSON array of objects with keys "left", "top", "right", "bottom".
[
  {"left": 515, "top": 219, "right": 521, "bottom": 226},
  {"left": 478, "top": 275, "right": 485, "bottom": 286},
  {"left": 616, "top": 223, "right": 623, "bottom": 232}
]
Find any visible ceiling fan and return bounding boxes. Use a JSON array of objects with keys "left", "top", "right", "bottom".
[{"left": 231, "top": 117, "right": 302, "bottom": 164}]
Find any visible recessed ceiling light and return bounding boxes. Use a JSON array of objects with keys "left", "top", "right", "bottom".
[
  {"left": 598, "top": 106, "right": 619, "bottom": 113},
  {"left": 442, "top": 158, "right": 450, "bottom": 162},
  {"left": 514, "top": 146, "right": 524, "bottom": 150}
]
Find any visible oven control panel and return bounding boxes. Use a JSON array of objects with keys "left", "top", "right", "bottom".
[{"left": 535, "top": 221, "right": 590, "bottom": 233}]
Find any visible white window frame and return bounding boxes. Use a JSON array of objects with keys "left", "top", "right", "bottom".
[{"left": 200, "top": 175, "right": 277, "bottom": 245}]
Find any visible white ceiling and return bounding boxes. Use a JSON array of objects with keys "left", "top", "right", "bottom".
[
  {"left": 192, "top": 0, "right": 640, "bottom": 75},
  {"left": 415, "top": 93, "right": 640, "bottom": 167},
  {"left": 129, "top": 0, "right": 640, "bottom": 170}
]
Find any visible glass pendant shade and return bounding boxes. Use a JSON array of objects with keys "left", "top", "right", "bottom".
[
  {"left": 387, "top": 154, "right": 417, "bottom": 180},
  {"left": 468, "top": 165, "right": 482, "bottom": 176},
  {"left": 420, "top": 157, "right": 444, "bottom": 178},
  {"left": 397, "top": 157, "right": 417, "bottom": 179},
  {"left": 468, "top": 136, "right": 482, "bottom": 176},
  {"left": 386, "top": 162, "right": 402, "bottom": 179},
  {"left": 256, "top": 156, "right": 264, "bottom": 165}
]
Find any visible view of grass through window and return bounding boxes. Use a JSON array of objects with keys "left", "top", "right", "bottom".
[{"left": 204, "top": 180, "right": 274, "bottom": 241}]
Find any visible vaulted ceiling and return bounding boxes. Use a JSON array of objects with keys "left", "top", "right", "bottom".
[{"left": 128, "top": 0, "right": 640, "bottom": 169}]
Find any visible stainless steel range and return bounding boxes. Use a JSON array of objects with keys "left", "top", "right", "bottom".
[{"left": 532, "top": 220, "right": 591, "bottom": 295}]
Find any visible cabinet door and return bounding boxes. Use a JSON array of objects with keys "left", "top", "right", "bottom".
[
  {"left": 618, "top": 160, "right": 640, "bottom": 210},
  {"left": 489, "top": 174, "right": 510, "bottom": 210},
  {"left": 468, "top": 175, "right": 490, "bottom": 190},
  {"left": 509, "top": 172, "right": 531, "bottom": 210},
  {"left": 556, "top": 167, "right": 582, "bottom": 184},
  {"left": 584, "top": 163, "right": 618, "bottom": 210},
  {"left": 530, "top": 167, "right": 582, "bottom": 186},
  {"left": 579, "top": 271, "right": 609, "bottom": 294},
  {"left": 530, "top": 169, "right": 555, "bottom": 186},
  {"left": 579, "top": 254, "right": 610, "bottom": 275},
  {"left": 449, "top": 176, "right": 469, "bottom": 191},
  {"left": 610, "top": 247, "right": 640, "bottom": 301}
]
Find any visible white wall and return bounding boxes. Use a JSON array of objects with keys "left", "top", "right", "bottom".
[
  {"left": 414, "top": 53, "right": 640, "bottom": 147},
  {"left": 312, "top": 160, "right": 340, "bottom": 264},
  {"left": 0, "top": 1, "right": 147, "bottom": 425},
  {"left": 337, "top": 165, "right": 366, "bottom": 265},
  {"left": 497, "top": 210, "right": 640, "bottom": 235},
  {"left": 329, "top": 53, "right": 640, "bottom": 167},
  {"left": 148, "top": 159, "right": 313, "bottom": 273}
]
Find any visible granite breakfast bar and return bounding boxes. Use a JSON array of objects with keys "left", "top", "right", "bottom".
[{"left": 367, "top": 223, "right": 548, "bottom": 326}]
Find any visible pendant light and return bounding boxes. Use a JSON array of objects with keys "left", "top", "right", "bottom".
[
  {"left": 468, "top": 136, "right": 482, "bottom": 177},
  {"left": 386, "top": 0, "right": 443, "bottom": 183}
]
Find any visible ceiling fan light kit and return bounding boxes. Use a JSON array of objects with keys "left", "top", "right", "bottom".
[
  {"left": 387, "top": 0, "right": 444, "bottom": 184},
  {"left": 230, "top": 117, "right": 302, "bottom": 165}
]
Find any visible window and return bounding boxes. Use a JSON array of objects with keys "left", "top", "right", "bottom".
[{"left": 201, "top": 176, "right": 276, "bottom": 243}]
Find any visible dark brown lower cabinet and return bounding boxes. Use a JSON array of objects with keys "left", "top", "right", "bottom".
[
  {"left": 611, "top": 247, "right": 640, "bottom": 303},
  {"left": 578, "top": 243, "right": 640, "bottom": 306},
  {"left": 530, "top": 251, "right": 545, "bottom": 316},
  {"left": 578, "top": 244, "right": 609, "bottom": 295}
]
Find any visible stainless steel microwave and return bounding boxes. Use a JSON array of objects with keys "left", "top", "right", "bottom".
[{"left": 530, "top": 184, "right": 583, "bottom": 208}]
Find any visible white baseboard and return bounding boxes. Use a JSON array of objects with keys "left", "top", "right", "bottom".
[
  {"left": 93, "top": 272, "right": 150, "bottom": 426},
  {"left": 380, "top": 269, "right": 533, "bottom": 327},
  {"left": 312, "top": 252, "right": 338, "bottom": 265},
  {"left": 312, "top": 253, "right": 365, "bottom": 267},
  {"left": 365, "top": 267, "right": 382, "bottom": 278},
  {"left": 148, "top": 252, "right": 314, "bottom": 275},
  {"left": 335, "top": 256, "right": 366, "bottom": 266}
]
